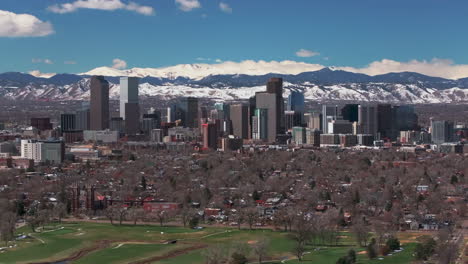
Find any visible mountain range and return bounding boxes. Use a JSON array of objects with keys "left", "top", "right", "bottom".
[{"left": 2, "top": 67, "right": 468, "bottom": 103}]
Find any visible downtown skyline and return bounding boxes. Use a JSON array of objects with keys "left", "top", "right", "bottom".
[{"left": 1, "top": 0, "right": 468, "bottom": 79}]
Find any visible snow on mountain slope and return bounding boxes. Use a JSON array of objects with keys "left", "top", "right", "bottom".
[
  {"left": 2, "top": 78, "right": 468, "bottom": 103},
  {"left": 82, "top": 61, "right": 325, "bottom": 80}
]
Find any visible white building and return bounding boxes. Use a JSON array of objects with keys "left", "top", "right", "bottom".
[{"left": 21, "top": 140, "right": 63, "bottom": 163}]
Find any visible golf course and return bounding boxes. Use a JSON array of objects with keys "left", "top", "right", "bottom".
[{"left": 0, "top": 222, "right": 420, "bottom": 264}]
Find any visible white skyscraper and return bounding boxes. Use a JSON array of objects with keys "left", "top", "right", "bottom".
[{"left": 119, "top": 77, "right": 139, "bottom": 119}]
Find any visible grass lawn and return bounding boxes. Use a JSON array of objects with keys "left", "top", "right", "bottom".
[{"left": 0, "top": 222, "right": 420, "bottom": 264}]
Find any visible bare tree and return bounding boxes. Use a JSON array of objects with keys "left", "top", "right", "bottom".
[
  {"left": 53, "top": 203, "right": 67, "bottom": 223},
  {"left": 244, "top": 208, "right": 258, "bottom": 230},
  {"left": 0, "top": 212, "right": 16, "bottom": 246},
  {"left": 290, "top": 217, "right": 312, "bottom": 261},
  {"left": 352, "top": 220, "right": 370, "bottom": 247},
  {"left": 203, "top": 244, "right": 228, "bottom": 264},
  {"left": 128, "top": 207, "right": 144, "bottom": 225},
  {"left": 251, "top": 236, "right": 270, "bottom": 264}
]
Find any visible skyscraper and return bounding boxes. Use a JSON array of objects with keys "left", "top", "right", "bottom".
[
  {"left": 120, "top": 77, "right": 139, "bottom": 119},
  {"left": 124, "top": 102, "right": 140, "bottom": 135},
  {"left": 377, "top": 104, "right": 395, "bottom": 140},
  {"left": 431, "top": 120, "right": 454, "bottom": 144},
  {"left": 322, "top": 105, "right": 339, "bottom": 134},
  {"left": 341, "top": 104, "right": 359, "bottom": 123},
  {"left": 230, "top": 104, "right": 249, "bottom": 139},
  {"left": 178, "top": 97, "right": 199, "bottom": 128},
  {"left": 60, "top": 113, "right": 76, "bottom": 132},
  {"left": 357, "top": 105, "right": 378, "bottom": 136},
  {"left": 256, "top": 92, "right": 278, "bottom": 142},
  {"left": 287, "top": 90, "right": 305, "bottom": 113},
  {"left": 266, "top": 78, "right": 285, "bottom": 133},
  {"left": 202, "top": 123, "right": 218, "bottom": 150},
  {"left": 90, "top": 76, "right": 109, "bottom": 130},
  {"left": 252, "top": 108, "right": 268, "bottom": 141}
]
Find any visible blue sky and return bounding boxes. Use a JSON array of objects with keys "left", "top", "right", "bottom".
[{"left": 1, "top": 0, "right": 468, "bottom": 76}]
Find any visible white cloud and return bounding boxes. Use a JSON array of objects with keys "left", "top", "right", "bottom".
[
  {"left": 64, "top": 60, "right": 77, "bottom": 65},
  {"left": 32, "top": 58, "right": 54, "bottom": 64},
  {"left": 112, "top": 58, "right": 127, "bottom": 69},
  {"left": 215, "top": 59, "right": 223, "bottom": 63},
  {"left": 338, "top": 58, "right": 468, "bottom": 80},
  {"left": 296, "top": 49, "right": 320, "bottom": 58},
  {"left": 28, "top": 70, "right": 56, "bottom": 78},
  {"left": 0, "top": 10, "right": 54, "bottom": 37},
  {"left": 219, "top": 2, "right": 232, "bottom": 13},
  {"left": 48, "top": 0, "right": 154, "bottom": 16},
  {"left": 175, "top": 0, "right": 201, "bottom": 12}
]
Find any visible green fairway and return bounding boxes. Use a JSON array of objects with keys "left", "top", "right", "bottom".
[{"left": 0, "top": 222, "right": 420, "bottom": 264}]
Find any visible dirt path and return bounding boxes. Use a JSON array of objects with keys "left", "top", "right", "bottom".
[
  {"left": 128, "top": 244, "right": 208, "bottom": 264},
  {"left": 29, "top": 240, "right": 112, "bottom": 264}
]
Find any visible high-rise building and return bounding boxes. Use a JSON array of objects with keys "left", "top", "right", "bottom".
[
  {"left": 31, "top": 118, "right": 53, "bottom": 131},
  {"left": 252, "top": 108, "right": 268, "bottom": 140},
  {"left": 202, "top": 123, "right": 218, "bottom": 150},
  {"left": 395, "top": 105, "right": 418, "bottom": 131},
  {"left": 230, "top": 104, "right": 249, "bottom": 139},
  {"left": 90, "top": 76, "right": 110, "bottom": 130},
  {"left": 124, "top": 102, "right": 140, "bottom": 135},
  {"left": 357, "top": 105, "right": 378, "bottom": 136},
  {"left": 110, "top": 117, "right": 125, "bottom": 133},
  {"left": 341, "top": 104, "right": 359, "bottom": 123},
  {"left": 322, "top": 105, "right": 339, "bottom": 134},
  {"left": 141, "top": 111, "right": 161, "bottom": 134},
  {"left": 328, "top": 119, "right": 353, "bottom": 134},
  {"left": 178, "top": 97, "right": 199, "bottom": 128},
  {"left": 120, "top": 77, "right": 139, "bottom": 119},
  {"left": 256, "top": 92, "right": 278, "bottom": 142},
  {"left": 76, "top": 109, "right": 90, "bottom": 131},
  {"left": 377, "top": 104, "right": 396, "bottom": 140},
  {"left": 266, "top": 78, "right": 285, "bottom": 133},
  {"left": 305, "top": 112, "right": 322, "bottom": 131},
  {"left": 60, "top": 113, "right": 76, "bottom": 132},
  {"left": 431, "top": 120, "right": 454, "bottom": 144},
  {"left": 287, "top": 91, "right": 305, "bottom": 112}
]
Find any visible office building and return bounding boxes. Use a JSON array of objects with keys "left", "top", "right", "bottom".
[
  {"left": 21, "top": 139, "right": 64, "bottom": 163},
  {"left": 202, "top": 123, "right": 218, "bottom": 150},
  {"left": 306, "top": 129, "right": 321, "bottom": 146},
  {"left": 76, "top": 108, "right": 90, "bottom": 131},
  {"left": 90, "top": 76, "right": 110, "bottom": 130},
  {"left": 266, "top": 78, "right": 285, "bottom": 133},
  {"left": 395, "top": 105, "right": 418, "bottom": 131},
  {"left": 177, "top": 97, "right": 199, "bottom": 128},
  {"left": 431, "top": 120, "right": 454, "bottom": 144},
  {"left": 124, "top": 102, "right": 140, "bottom": 135},
  {"left": 60, "top": 113, "right": 76, "bottom": 132},
  {"left": 320, "top": 134, "right": 340, "bottom": 146},
  {"left": 119, "top": 77, "right": 139, "bottom": 119},
  {"left": 230, "top": 104, "right": 249, "bottom": 139},
  {"left": 287, "top": 91, "right": 305, "bottom": 113},
  {"left": 110, "top": 117, "right": 125, "bottom": 133},
  {"left": 328, "top": 119, "right": 353, "bottom": 134},
  {"left": 341, "top": 104, "right": 359, "bottom": 123},
  {"left": 31, "top": 118, "right": 53, "bottom": 131},
  {"left": 357, "top": 134, "right": 374, "bottom": 146},
  {"left": 141, "top": 112, "right": 161, "bottom": 134},
  {"left": 252, "top": 108, "right": 268, "bottom": 141},
  {"left": 357, "top": 105, "right": 378, "bottom": 136},
  {"left": 150, "top": 129, "right": 163, "bottom": 142},
  {"left": 83, "top": 130, "right": 119, "bottom": 143},
  {"left": 400, "top": 130, "right": 420, "bottom": 144},
  {"left": 256, "top": 93, "right": 278, "bottom": 142},
  {"left": 305, "top": 112, "right": 322, "bottom": 131},
  {"left": 322, "top": 105, "right": 339, "bottom": 134},
  {"left": 292, "top": 126, "right": 306, "bottom": 145},
  {"left": 340, "top": 134, "right": 358, "bottom": 147},
  {"left": 377, "top": 104, "right": 395, "bottom": 140}
]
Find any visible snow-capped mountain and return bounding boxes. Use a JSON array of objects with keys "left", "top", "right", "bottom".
[{"left": 2, "top": 68, "right": 468, "bottom": 103}]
